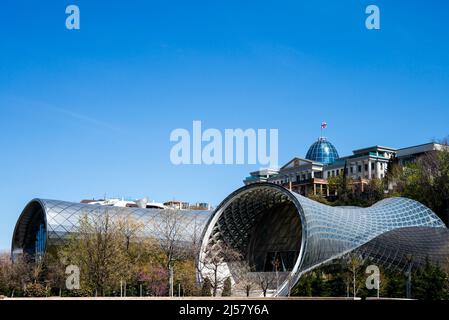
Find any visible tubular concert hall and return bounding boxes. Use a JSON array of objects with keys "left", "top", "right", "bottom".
[{"left": 12, "top": 183, "right": 449, "bottom": 296}]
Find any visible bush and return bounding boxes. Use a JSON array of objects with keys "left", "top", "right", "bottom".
[
  {"left": 24, "top": 283, "right": 49, "bottom": 297},
  {"left": 63, "top": 288, "right": 94, "bottom": 297}
]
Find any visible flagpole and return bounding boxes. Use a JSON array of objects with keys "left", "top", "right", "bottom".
[{"left": 320, "top": 121, "right": 327, "bottom": 139}]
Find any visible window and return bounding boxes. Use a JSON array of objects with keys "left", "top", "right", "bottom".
[
  {"left": 35, "top": 223, "right": 46, "bottom": 262},
  {"left": 350, "top": 167, "right": 354, "bottom": 174},
  {"left": 364, "top": 164, "right": 368, "bottom": 171},
  {"left": 371, "top": 162, "right": 375, "bottom": 170},
  {"left": 336, "top": 169, "right": 339, "bottom": 176},
  {"left": 327, "top": 172, "right": 330, "bottom": 178},
  {"left": 358, "top": 165, "right": 362, "bottom": 173}
]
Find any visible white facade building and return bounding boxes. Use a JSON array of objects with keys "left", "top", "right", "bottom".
[{"left": 244, "top": 139, "right": 446, "bottom": 197}]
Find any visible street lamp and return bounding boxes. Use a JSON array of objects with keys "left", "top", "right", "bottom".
[{"left": 405, "top": 254, "right": 413, "bottom": 299}]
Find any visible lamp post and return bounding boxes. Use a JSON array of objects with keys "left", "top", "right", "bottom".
[{"left": 405, "top": 254, "right": 413, "bottom": 299}]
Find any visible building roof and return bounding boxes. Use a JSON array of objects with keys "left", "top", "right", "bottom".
[
  {"left": 305, "top": 137, "right": 339, "bottom": 165},
  {"left": 352, "top": 145, "right": 397, "bottom": 155},
  {"left": 249, "top": 168, "right": 280, "bottom": 176},
  {"left": 280, "top": 157, "right": 322, "bottom": 170},
  {"left": 396, "top": 142, "right": 447, "bottom": 158}
]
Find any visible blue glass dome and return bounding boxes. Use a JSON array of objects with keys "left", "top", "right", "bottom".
[{"left": 305, "top": 137, "right": 339, "bottom": 164}]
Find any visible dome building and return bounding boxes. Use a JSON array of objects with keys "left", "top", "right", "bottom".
[
  {"left": 305, "top": 137, "right": 339, "bottom": 165},
  {"left": 245, "top": 132, "right": 396, "bottom": 197},
  {"left": 244, "top": 123, "right": 447, "bottom": 200}
]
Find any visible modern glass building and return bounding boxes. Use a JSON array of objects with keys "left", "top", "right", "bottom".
[
  {"left": 305, "top": 137, "right": 339, "bottom": 165},
  {"left": 11, "top": 199, "right": 211, "bottom": 262},
  {"left": 198, "top": 183, "right": 449, "bottom": 296},
  {"left": 11, "top": 183, "right": 449, "bottom": 296},
  {"left": 354, "top": 226, "right": 449, "bottom": 272}
]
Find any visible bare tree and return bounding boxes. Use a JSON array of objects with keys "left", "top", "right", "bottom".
[
  {"left": 198, "top": 241, "right": 242, "bottom": 296},
  {"left": 154, "top": 209, "right": 193, "bottom": 296},
  {"left": 0, "top": 252, "right": 35, "bottom": 297},
  {"left": 116, "top": 213, "right": 145, "bottom": 253},
  {"left": 232, "top": 262, "right": 257, "bottom": 297},
  {"left": 256, "top": 272, "right": 277, "bottom": 297}
]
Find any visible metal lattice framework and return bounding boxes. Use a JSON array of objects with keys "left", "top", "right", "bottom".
[
  {"left": 305, "top": 137, "right": 339, "bottom": 164},
  {"left": 11, "top": 199, "right": 211, "bottom": 259},
  {"left": 198, "top": 183, "right": 447, "bottom": 296},
  {"left": 354, "top": 226, "right": 449, "bottom": 272},
  {"left": 11, "top": 184, "right": 449, "bottom": 296}
]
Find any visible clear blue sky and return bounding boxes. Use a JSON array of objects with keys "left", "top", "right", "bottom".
[{"left": 1, "top": 0, "right": 449, "bottom": 250}]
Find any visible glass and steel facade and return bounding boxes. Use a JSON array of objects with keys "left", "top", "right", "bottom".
[
  {"left": 198, "top": 183, "right": 448, "bottom": 296},
  {"left": 354, "top": 226, "right": 449, "bottom": 272},
  {"left": 305, "top": 137, "right": 339, "bottom": 164},
  {"left": 11, "top": 183, "right": 449, "bottom": 296},
  {"left": 11, "top": 199, "right": 211, "bottom": 262}
]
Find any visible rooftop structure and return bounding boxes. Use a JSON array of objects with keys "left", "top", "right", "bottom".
[
  {"left": 80, "top": 197, "right": 212, "bottom": 210},
  {"left": 305, "top": 137, "right": 339, "bottom": 165},
  {"left": 81, "top": 198, "right": 166, "bottom": 209}
]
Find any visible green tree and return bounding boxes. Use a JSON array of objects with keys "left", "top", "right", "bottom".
[
  {"left": 290, "top": 273, "right": 312, "bottom": 296},
  {"left": 328, "top": 173, "right": 352, "bottom": 204},
  {"left": 307, "top": 194, "right": 330, "bottom": 205},
  {"left": 174, "top": 259, "right": 199, "bottom": 296},
  {"left": 383, "top": 270, "right": 406, "bottom": 298},
  {"left": 345, "top": 254, "right": 365, "bottom": 298},
  {"left": 412, "top": 259, "right": 449, "bottom": 300},
  {"left": 221, "top": 277, "right": 232, "bottom": 296},
  {"left": 385, "top": 154, "right": 401, "bottom": 190},
  {"left": 59, "top": 211, "right": 141, "bottom": 296},
  {"left": 201, "top": 278, "right": 212, "bottom": 296},
  {"left": 364, "top": 178, "right": 385, "bottom": 206},
  {"left": 310, "top": 272, "right": 329, "bottom": 297},
  {"left": 394, "top": 144, "right": 449, "bottom": 226}
]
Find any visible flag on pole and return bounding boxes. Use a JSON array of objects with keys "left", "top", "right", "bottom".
[{"left": 321, "top": 121, "right": 327, "bottom": 129}]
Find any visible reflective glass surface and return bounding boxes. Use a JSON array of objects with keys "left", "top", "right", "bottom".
[
  {"left": 199, "top": 183, "right": 447, "bottom": 296},
  {"left": 35, "top": 223, "right": 46, "bottom": 262},
  {"left": 305, "top": 137, "right": 339, "bottom": 164},
  {"left": 40, "top": 199, "right": 211, "bottom": 244}
]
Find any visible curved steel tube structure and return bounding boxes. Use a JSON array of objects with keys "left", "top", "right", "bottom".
[
  {"left": 12, "top": 199, "right": 211, "bottom": 260},
  {"left": 12, "top": 184, "right": 449, "bottom": 296},
  {"left": 198, "top": 183, "right": 446, "bottom": 296},
  {"left": 354, "top": 226, "right": 449, "bottom": 272}
]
